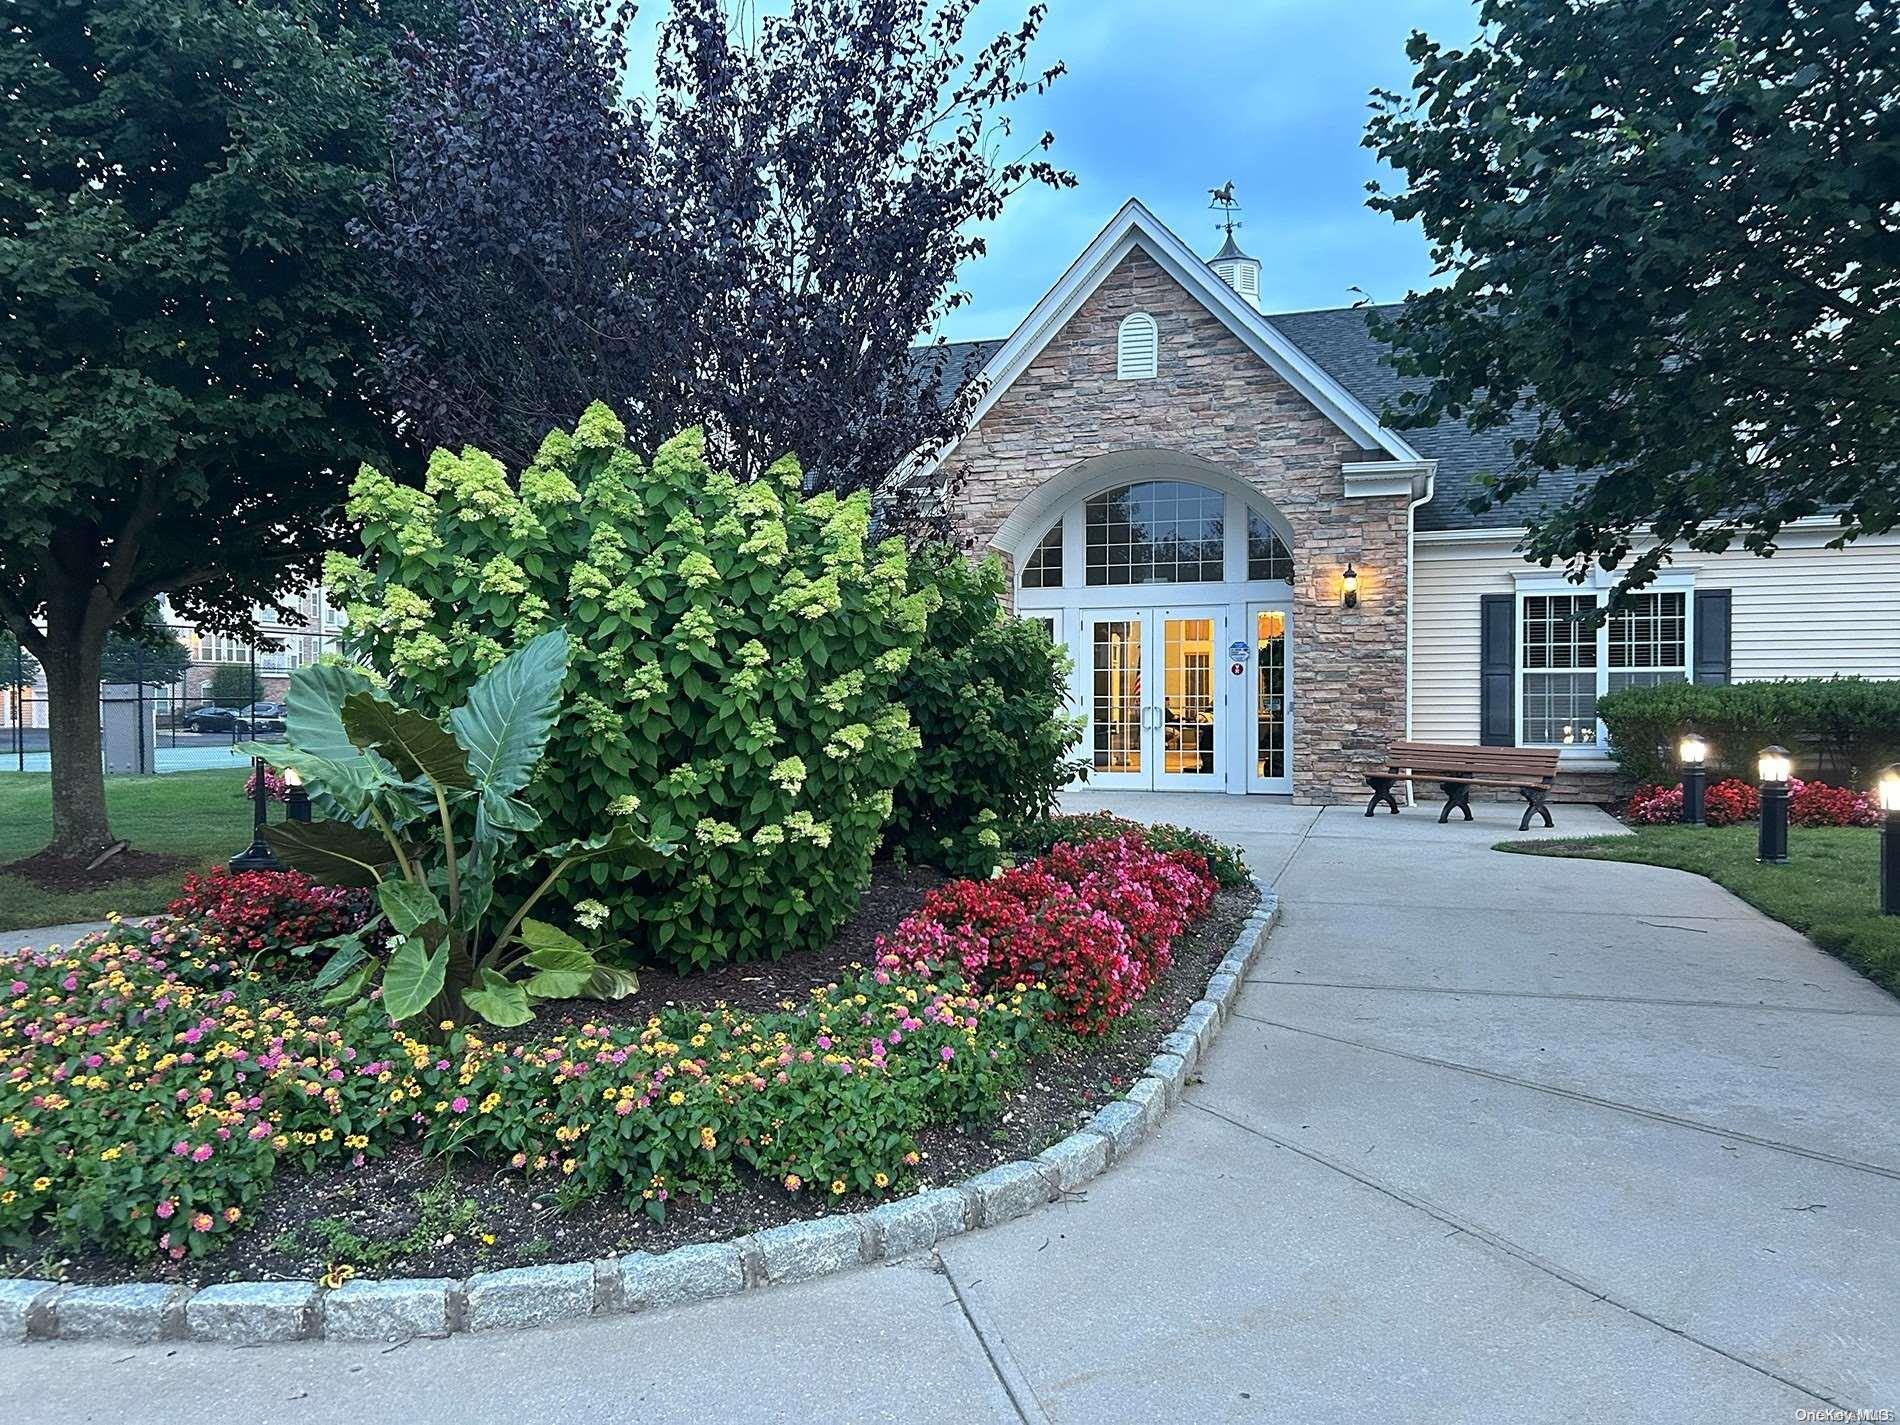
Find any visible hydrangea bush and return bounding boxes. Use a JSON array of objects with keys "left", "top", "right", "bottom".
[{"left": 327, "top": 405, "right": 930, "bottom": 970}]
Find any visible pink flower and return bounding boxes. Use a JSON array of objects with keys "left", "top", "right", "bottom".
[
  {"left": 451, "top": 1096, "right": 469, "bottom": 1113},
  {"left": 155, "top": 1201, "right": 175, "bottom": 1220},
  {"left": 191, "top": 1143, "right": 214, "bottom": 1163},
  {"left": 939, "top": 1046, "right": 955, "bottom": 1062}
]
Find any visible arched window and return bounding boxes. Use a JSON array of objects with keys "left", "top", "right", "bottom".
[
  {"left": 1247, "top": 511, "right": 1294, "bottom": 582},
  {"left": 1116, "top": 312, "right": 1158, "bottom": 380},
  {"left": 1085, "top": 481, "right": 1224, "bottom": 585},
  {"left": 1020, "top": 521, "right": 1063, "bottom": 588}
]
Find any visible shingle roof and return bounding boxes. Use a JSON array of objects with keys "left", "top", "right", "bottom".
[
  {"left": 913, "top": 305, "right": 1584, "bottom": 533},
  {"left": 1263, "top": 304, "right": 1580, "bottom": 532}
]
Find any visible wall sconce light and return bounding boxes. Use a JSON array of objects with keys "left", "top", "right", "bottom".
[
  {"left": 1757, "top": 745, "right": 1792, "bottom": 864},
  {"left": 1341, "top": 563, "right": 1359, "bottom": 609},
  {"left": 1678, "top": 730, "right": 1707, "bottom": 826},
  {"left": 1877, "top": 765, "right": 1900, "bottom": 915}
]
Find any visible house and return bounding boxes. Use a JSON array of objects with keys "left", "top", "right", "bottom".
[{"left": 912, "top": 198, "right": 1900, "bottom": 803}]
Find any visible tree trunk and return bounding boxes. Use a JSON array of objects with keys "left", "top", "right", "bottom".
[{"left": 39, "top": 604, "right": 113, "bottom": 860}]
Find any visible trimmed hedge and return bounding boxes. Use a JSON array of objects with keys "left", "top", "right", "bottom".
[{"left": 1596, "top": 679, "right": 1900, "bottom": 786}]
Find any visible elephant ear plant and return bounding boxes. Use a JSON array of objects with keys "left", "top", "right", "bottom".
[{"left": 240, "top": 630, "right": 672, "bottom": 1029}]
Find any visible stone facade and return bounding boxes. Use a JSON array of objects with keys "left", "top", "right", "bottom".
[{"left": 936, "top": 246, "right": 1411, "bottom": 802}]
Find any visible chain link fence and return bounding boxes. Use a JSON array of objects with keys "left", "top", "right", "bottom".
[{"left": 2, "top": 619, "right": 344, "bottom": 775}]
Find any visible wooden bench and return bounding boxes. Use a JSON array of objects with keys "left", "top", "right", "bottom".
[{"left": 1364, "top": 741, "right": 1561, "bottom": 831}]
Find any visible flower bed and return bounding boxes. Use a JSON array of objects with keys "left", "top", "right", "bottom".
[
  {"left": 0, "top": 835, "right": 1227, "bottom": 1274},
  {"left": 1626, "top": 777, "right": 1876, "bottom": 827}
]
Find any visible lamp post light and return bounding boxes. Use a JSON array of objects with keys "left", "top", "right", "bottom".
[
  {"left": 284, "top": 764, "right": 311, "bottom": 824},
  {"left": 1878, "top": 765, "right": 1900, "bottom": 916},
  {"left": 228, "top": 754, "right": 281, "bottom": 872},
  {"left": 1678, "top": 731, "right": 1708, "bottom": 826},
  {"left": 1757, "top": 746, "right": 1792, "bottom": 865}
]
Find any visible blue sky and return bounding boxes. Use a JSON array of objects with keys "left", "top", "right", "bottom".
[{"left": 626, "top": 0, "right": 1487, "bottom": 342}]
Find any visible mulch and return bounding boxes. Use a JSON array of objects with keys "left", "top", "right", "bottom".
[
  {"left": 1, "top": 846, "right": 186, "bottom": 891},
  {"left": 7, "top": 867, "right": 1256, "bottom": 1289}
]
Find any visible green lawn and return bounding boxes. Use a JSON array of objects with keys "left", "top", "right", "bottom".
[
  {"left": 0, "top": 769, "right": 254, "bottom": 932},
  {"left": 1501, "top": 823, "right": 1899, "bottom": 997}
]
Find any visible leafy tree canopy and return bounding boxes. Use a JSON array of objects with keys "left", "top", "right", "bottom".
[
  {"left": 356, "top": 0, "right": 1071, "bottom": 510},
  {"left": 1364, "top": 0, "right": 1897, "bottom": 598}
]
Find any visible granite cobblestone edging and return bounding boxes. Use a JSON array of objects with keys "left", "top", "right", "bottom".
[{"left": 1, "top": 887, "right": 1279, "bottom": 1348}]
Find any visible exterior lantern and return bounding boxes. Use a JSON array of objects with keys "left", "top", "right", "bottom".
[
  {"left": 283, "top": 764, "right": 311, "bottom": 825},
  {"left": 228, "top": 754, "right": 281, "bottom": 872},
  {"left": 1341, "top": 563, "right": 1359, "bottom": 609},
  {"left": 1678, "top": 731, "right": 1708, "bottom": 827},
  {"left": 1756, "top": 746, "right": 1791, "bottom": 865},
  {"left": 1878, "top": 765, "right": 1900, "bottom": 916}
]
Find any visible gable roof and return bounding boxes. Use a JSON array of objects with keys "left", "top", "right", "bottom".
[{"left": 927, "top": 198, "right": 1426, "bottom": 470}]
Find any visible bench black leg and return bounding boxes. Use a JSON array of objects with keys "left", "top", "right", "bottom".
[
  {"left": 1364, "top": 776, "right": 1401, "bottom": 817},
  {"left": 1438, "top": 781, "right": 1473, "bottom": 823},
  {"left": 1518, "top": 787, "right": 1554, "bottom": 831}
]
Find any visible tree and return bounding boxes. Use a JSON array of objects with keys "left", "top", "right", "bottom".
[
  {"left": 0, "top": 1, "right": 435, "bottom": 858},
  {"left": 356, "top": 0, "right": 1070, "bottom": 500},
  {"left": 204, "top": 664, "right": 265, "bottom": 710},
  {"left": 99, "top": 605, "right": 191, "bottom": 687},
  {"left": 1363, "top": 0, "right": 1898, "bottom": 599}
]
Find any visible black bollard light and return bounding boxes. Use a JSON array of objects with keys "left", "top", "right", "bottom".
[
  {"left": 1756, "top": 745, "right": 1791, "bottom": 865},
  {"left": 1879, "top": 765, "right": 1900, "bottom": 916},
  {"left": 1678, "top": 730, "right": 1708, "bottom": 827},
  {"left": 229, "top": 754, "right": 282, "bottom": 871},
  {"left": 284, "top": 765, "right": 311, "bottom": 824}
]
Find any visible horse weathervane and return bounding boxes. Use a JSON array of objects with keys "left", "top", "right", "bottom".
[{"left": 1209, "top": 182, "right": 1241, "bottom": 241}]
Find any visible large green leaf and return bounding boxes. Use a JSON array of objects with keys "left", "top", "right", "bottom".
[
  {"left": 463, "top": 969, "right": 534, "bottom": 1028},
  {"left": 274, "top": 664, "right": 398, "bottom": 815},
  {"left": 518, "top": 921, "right": 595, "bottom": 999},
  {"left": 319, "top": 963, "right": 374, "bottom": 1008},
  {"left": 581, "top": 963, "right": 641, "bottom": 1001},
  {"left": 377, "top": 880, "right": 445, "bottom": 939},
  {"left": 263, "top": 821, "right": 394, "bottom": 887},
  {"left": 382, "top": 938, "right": 448, "bottom": 1022},
  {"left": 451, "top": 630, "right": 568, "bottom": 831},
  {"left": 309, "top": 931, "right": 371, "bottom": 990},
  {"left": 341, "top": 693, "right": 474, "bottom": 789}
]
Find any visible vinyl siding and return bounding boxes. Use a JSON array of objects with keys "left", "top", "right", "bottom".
[{"left": 1412, "top": 530, "right": 1900, "bottom": 748}]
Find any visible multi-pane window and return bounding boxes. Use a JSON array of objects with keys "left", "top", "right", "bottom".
[
  {"left": 1607, "top": 592, "right": 1687, "bottom": 692},
  {"left": 1521, "top": 594, "right": 1600, "bottom": 745},
  {"left": 1247, "top": 512, "right": 1293, "bottom": 582},
  {"left": 1520, "top": 590, "right": 1690, "bottom": 746},
  {"left": 1021, "top": 522, "right": 1063, "bottom": 588},
  {"left": 1084, "top": 481, "right": 1224, "bottom": 585}
]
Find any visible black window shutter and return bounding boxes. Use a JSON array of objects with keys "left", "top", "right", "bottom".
[
  {"left": 1479, "top": 593, "right": 1514, "bottom": 746},
  {"left": 1693, "top": 590, "right": 1731, "bottom": 684}
]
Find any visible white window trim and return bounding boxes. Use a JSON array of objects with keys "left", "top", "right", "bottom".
[{"left": 1512, "top": 571, "right": 1695, "bottom": 756}]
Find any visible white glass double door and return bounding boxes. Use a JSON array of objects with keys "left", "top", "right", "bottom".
[{"left": 1083, "top": 605, "right": 1227, "bottom": 790}]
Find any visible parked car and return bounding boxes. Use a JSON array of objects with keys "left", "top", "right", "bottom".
[
  {"left": 239, "top": 702, "right": 288, "bottom": 731},
  {"left": 179, "top": 706, "right": 251, "bottom": 733}
]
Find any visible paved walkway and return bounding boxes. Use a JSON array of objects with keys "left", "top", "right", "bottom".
[{"left": 13, "top": 794, "right": 1899, "bottom": 1422}]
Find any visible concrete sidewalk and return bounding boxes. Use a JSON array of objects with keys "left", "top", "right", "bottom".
[{"left": 12, "top": 793, "right": 1898, "bottom": 1423}]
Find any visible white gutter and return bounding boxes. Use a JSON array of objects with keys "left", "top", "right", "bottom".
[{"left": 1403, "top": 463, "right": 1438, "bottom": 806}]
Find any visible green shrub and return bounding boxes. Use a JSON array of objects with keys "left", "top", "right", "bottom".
[
  {"left": 1596, "top": 679, "right": 1900, "bottom": 786},
  {"left": 887, "top": 547, "right": 1083, "bottom": 878},
  {"left": 328, "top": 405, "right": 930, "bottom": 971},
  {"left": 1010, "top": 812, "right": 1254, "bottom": 889}
]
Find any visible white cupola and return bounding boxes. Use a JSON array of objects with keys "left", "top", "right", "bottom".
[{"left": 1209, "top": 228, "right": 1261, "bottom": 311}]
